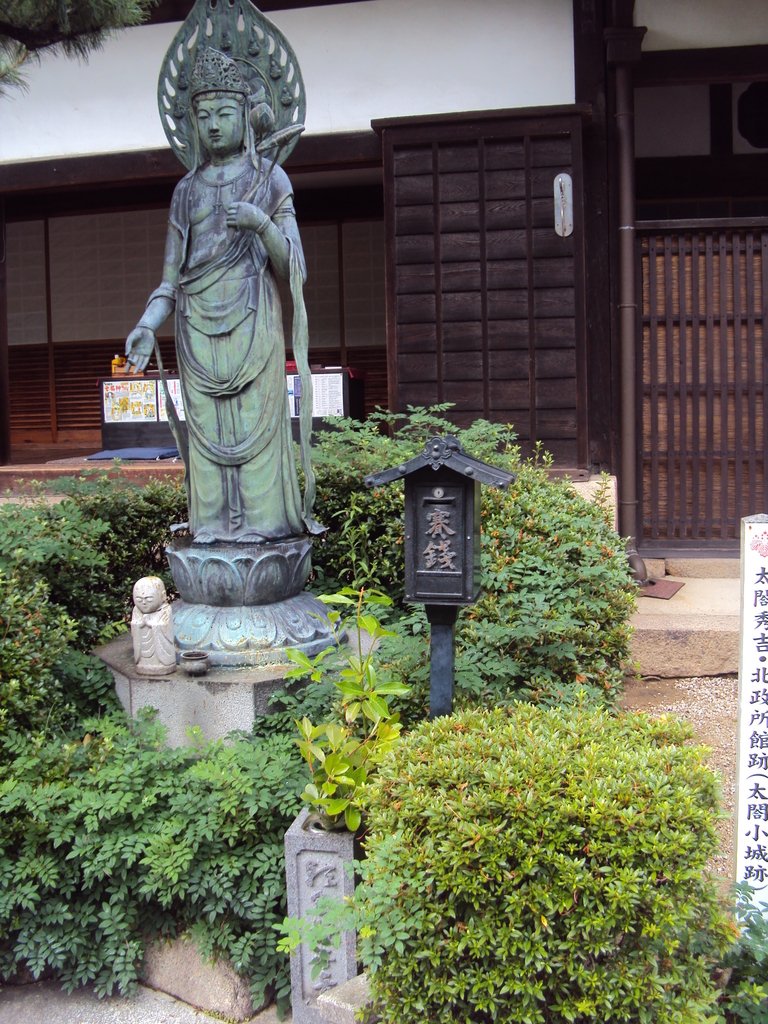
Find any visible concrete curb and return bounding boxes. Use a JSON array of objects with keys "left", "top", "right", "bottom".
[{"left": 0, "top": 980, "right": 286, "bottom": 1024}]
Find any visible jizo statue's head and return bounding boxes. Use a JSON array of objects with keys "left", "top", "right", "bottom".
[{"left": 133, "top": 576, "right": 167, "bottom": 615}]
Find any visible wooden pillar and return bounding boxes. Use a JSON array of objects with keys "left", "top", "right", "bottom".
[
  {"left": 0, "top": 200, "right": 10, "bottom": 465},
  {"left": 573, "top": 0, "right": 614, "bottom": 469}
]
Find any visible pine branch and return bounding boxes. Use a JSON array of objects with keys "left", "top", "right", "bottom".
[
  {"left": 0, "top": 1, "right": 159, "bottom": 92},
  {"left": 0, "top": 5, "right": 155, "bottom": 53},
  {"left": 0, "top": 39, "right": 30, "bottom": 94}
]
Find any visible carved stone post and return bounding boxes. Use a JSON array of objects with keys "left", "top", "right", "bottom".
[{"left": 284, "top": 809, "right": 358, "bottom": 1024}]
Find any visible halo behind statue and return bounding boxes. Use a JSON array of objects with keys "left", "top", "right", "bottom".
[{"left": 158, "top": 0, "right": 306, "bottom": 171}]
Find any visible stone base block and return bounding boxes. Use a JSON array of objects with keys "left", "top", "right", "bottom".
[
  {"left": 643, "top": 557, "right": 667, "bottom": 581},
  {"left": 285, "top": 809, "right": 357, "bottom": 1024},
  {"left": 317, "top": 974, "right": 374, "bottom": 1024},
  {"left": 96, "top": 634, "right": 290, "bottom": 746},
  {"left": 665, "top": 556, "right": 740, "bottom": 579},
  {"left": 141, "top": 935, "right": 265, "bottom": 1022},
  {"left": 630, "top": 613, "right": 740, "bottom": 678}
]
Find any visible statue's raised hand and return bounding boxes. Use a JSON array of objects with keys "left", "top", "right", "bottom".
[
  {"left": 125, "top": 327, "right": 155, "bottom": 373},
  {"left": 226, "top": 202, "right": 270, "bottom": 234}
]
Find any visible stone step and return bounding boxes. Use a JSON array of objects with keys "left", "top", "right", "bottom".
[
  {"left": 644, "top": 556, "right": 739, "bottom": 579},
  {"left": 630, "top": 573, "right": 741, "bottom": 678},
  {"left": 0, "top": 459, "right": 183, "bottom": 497}
]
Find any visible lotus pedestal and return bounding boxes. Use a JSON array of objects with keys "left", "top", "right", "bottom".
[{"left": 166, "top": 536, "right": 334, "bottom": 667}]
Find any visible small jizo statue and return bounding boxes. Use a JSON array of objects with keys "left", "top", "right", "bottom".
[{"left": 131, "top": 576, "right": 176, "bottom": 676}]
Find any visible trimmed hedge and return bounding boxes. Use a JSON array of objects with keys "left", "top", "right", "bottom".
[{"left": 354, "top": 703, "right": 735, "bottom": 1024}]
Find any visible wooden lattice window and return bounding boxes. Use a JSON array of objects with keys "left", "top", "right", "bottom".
[{"left": 639, "top": 221, "right": 768, "bottom": 546}]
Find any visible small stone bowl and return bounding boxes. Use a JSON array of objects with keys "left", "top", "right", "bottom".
[{"left": 179, "top": 650, "right": 210, "bottom": 676}]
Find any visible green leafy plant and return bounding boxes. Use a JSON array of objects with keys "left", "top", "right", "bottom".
[
  {"left": 0, "top": 712, "right": 306, "bottom": 1013},
  {"left": 719, "top": 886, "right": 768, "bottom": 1022},
  {"left": 310, "top": 411, "right": 635, "bottom": 719},
  {"left": 351, "top": 703, "right": 736, "bottom": 1024},
  {"left": 0, "top": 564, "right": 119, "bottom": 750},
  {"left": 0, "top": 568, "right": 77, "bottom": 745},
  {"left": 0, "top": 478, "right": 187, "bottom": 734},
  {"left": 0, "top": 497, "right": 115, "bottom": 648},
  {"left": 44, "top": 473, "right": 188, "bottom": 624},
  {"left": 285, "top": 589, "right": 409, "bottom": 832},
  {"left": 0, "top": 475, "right": 187, "bottom": 646}
]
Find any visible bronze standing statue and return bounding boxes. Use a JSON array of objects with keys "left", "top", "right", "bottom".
[{"left": 126, "top": 0, "right": 332, "bottom": 666}]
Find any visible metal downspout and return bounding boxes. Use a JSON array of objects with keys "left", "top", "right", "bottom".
[{"left": 613, "top": 56, "right": 647, "bottom": 583}]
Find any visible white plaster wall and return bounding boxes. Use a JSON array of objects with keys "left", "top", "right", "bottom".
[
  {"left": 636, "top": 0, "right": 768, "bottom": 51},
  {"left": 0, "top": 0, "right": 574, "bottom": 165}
]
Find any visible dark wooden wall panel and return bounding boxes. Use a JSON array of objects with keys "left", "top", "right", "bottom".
[
  {"left": 8, "top": 345, "right": 53, "bottom": 440},
  {"left": 381, "top": 111, "right": 587, "bottom": 466},
  {"left": 9, "top": 337, "right": 180, "bottom": 442}
]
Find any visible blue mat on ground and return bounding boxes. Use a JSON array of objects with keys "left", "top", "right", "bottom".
[{"left": 87, "top": 447, "right": 180, "bottom": 461}]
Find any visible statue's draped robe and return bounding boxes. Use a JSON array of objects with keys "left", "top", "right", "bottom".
[{"left": 169, "top": 163, "right": 305, "bottom": 542}]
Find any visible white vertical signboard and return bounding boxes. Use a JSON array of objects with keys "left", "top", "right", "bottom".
[{"left": 736, "top": 514, "right": 768, "bottom": 904}]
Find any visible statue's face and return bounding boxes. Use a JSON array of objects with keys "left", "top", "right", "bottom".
[
  {"left": 194, "top": 93, "right": 245, "bottom": 159},
  {"left": 133, "top": 578, "right": 165, "bottom": 614}
]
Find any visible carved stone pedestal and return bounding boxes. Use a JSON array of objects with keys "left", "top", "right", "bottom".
[
  {"left": 172, "top": 591, "right": 334, "bottom": 667},
  {"left": 96, "top": 633, "right": 290, "bottom": 746},
  {"left": 167, "top": 537, "right": 335, "bottom": 666},
  {"left": 284, "top": 809, "right": 358, "bottom": 1024}
]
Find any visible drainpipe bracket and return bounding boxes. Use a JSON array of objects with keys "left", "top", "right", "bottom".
[{"left": 604, "top": 26, "right": 646, "bottom": 66}]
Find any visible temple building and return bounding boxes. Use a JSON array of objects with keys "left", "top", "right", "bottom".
[{"left": 2, "top": 0, "right": 768, "bottom": 554}]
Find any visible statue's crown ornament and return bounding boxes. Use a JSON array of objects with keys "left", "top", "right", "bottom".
[
  {"left": 190, "top": 48, "right": 248, "bottom": 100},
  {"left": 158, "top": 0, "right": 306, "bottom": 170}
]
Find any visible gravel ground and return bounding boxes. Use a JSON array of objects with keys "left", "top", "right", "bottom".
[{"left": 620, "top": 674, "right": 738, "bottom": 881}]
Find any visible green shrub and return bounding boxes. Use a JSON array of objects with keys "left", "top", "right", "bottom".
[
  {"left": 0, "top": 476, "right": 187, "bottom": 648},
  {"left": 457, "top": 460, "right": 634, "bottom": 707},
  {"left": 0, "top": 569, "right": 76, "bottom": 744},
  {"left": 42, "top": 474, "right": 187, "bottom": 629},
  {"left": 0, "top": 499, "right": 115, "bottom": 648},
  {"left": 311, "top": 411, "right": 635, "bottom": 716},
  {"left": 0, "top": 712, "right": 306, "bottom": 1012},
  {"left": 353, "top": 703, "right": 735, "bottom": 1024},
  {"left": 720, "top": 888, "right": 768, "bottom": 1022},
  {"left": 0, "top": 478, "right": 187, "bottom": 732},
  {"left": 0, "top": 564, "right": 119, "bottom": 748}
]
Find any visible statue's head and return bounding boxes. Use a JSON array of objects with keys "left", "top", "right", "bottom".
[
  {"left": 192, "top": 91, "right": 247, "bottom": 161},
  {"left": 158, "top": 7, "right": 305, "bottom": 172},
  {"left": 189, "top": 49, "right": 249, "bottom": 162},
  {"left": 187, "top": 48, "right": 279, "bottom": 167},
  {"left": 133, "top": 576, "right": 167, "bottom": 615}
]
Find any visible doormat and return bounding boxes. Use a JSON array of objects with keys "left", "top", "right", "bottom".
[
  {"left": 639, "top": 578, "right": 685, "bottom": 600},
  {"left": 87, "top": 447, "right": 179, "bottom": 461}
]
